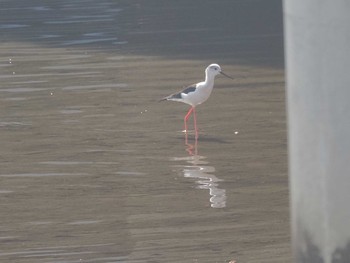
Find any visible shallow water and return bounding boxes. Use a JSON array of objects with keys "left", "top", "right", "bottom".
[{"left": 0, "top": 1, "right": 289, "bottom": 262}]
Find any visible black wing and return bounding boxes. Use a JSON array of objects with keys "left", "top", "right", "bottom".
[
  {"left": 181, "top": 86, "right": 196, "bottom": 95},
  {"left": 160, "top": 84, "right": 197, "bottom": 101}
]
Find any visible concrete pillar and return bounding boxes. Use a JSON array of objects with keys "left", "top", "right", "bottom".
[{"left": 284, "top": 1, "right": 350, "bottom": 262}]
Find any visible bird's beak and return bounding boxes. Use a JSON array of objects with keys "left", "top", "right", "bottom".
[{"left": 220, "top": 71, "right": 234, "bottom": 80}]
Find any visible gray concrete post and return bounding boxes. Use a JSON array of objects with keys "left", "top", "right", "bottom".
[{"left": 284, "top": 0, "right": 350, "bottom": 262}]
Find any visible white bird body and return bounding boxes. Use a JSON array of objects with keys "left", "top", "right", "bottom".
[
  {"left": 161, "top": 63, "right": 233, "bottom": 138},
  {"left": 177, "top": 80, "right": 214, "bottom": 106}
]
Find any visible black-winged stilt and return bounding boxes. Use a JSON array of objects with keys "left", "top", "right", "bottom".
[{"left": 160, "top": 64, "right": 234, "bottom": 138}]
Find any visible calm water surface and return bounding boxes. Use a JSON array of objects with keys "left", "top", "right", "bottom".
[{"left": 0, "top": 1, "right": 289, "bottom": 262}]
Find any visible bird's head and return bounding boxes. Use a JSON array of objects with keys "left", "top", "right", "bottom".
[
  {"left": 206, "top": 64, "right": 222, "bottom": 76},
  {"left": 206, "top": 63, "right": 234, "bottom": 79}
]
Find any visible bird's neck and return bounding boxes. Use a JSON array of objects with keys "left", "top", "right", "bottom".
[{"left": 204, "top": 74, "right": 215, "bottom": 86}]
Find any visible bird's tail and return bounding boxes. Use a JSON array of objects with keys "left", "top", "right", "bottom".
[
  {"left": 159, "top": 94, "right": 175, "bottom": 102},
  {"left": 158, "top": 97, "right": 168, "bottom": 102},
  {"left": 159, "top": 92, "right": 182, "bottom": 102}
]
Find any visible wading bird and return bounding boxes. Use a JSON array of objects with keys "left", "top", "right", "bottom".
[{"left": 160, "top": 64, "right": 234, "bottom": 138}]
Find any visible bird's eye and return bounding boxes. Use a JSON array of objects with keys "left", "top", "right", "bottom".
[{"left": 214, "top": 67, "right": 218, "bottom": 70}]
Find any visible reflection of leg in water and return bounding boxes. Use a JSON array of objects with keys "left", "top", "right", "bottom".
[{"left": 185, "top": 133, "right": 198, "bottom": 156}]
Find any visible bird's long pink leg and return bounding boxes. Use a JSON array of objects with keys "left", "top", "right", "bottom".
[
  {"left": 184, "top": 107, "right": 194, "bottom": 133},
  {"left": 193, "top": 107, "right": 198, "bottom": 138}
]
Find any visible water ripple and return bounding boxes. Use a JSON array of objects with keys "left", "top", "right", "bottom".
[
  {"left": 0, "top": 173, "right": 88, "bottom": 177},
  {"left": 171, "top": 151, "right": 227, "bottom": 209},
  {"left": 0, "top": 24, "right": 29, "bottom": 29},
  {"left": 0, "top": 121, "right": 31, "bottom": 127},
  {"left": 0, "top": 190, "right": 13, "bottom": 194},
  {"left": 62, "top": 83, "right": 127, "bottom": 91}
]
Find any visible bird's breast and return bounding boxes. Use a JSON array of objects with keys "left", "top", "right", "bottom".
[{"left": 184, "top": 84, "right": 213, "bottom": 106}]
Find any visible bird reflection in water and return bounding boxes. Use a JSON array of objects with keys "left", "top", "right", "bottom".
[{"left": 171, "top": 137, "right": 226, "bottom": 208}]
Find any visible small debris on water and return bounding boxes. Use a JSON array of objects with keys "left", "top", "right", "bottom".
[{"left": 234, "top": 131, "right": 239, "bottom": 135}]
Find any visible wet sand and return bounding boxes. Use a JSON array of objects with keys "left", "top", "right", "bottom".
[{"left": 0, "top": 1, "right": 289, "bottom": 262}]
